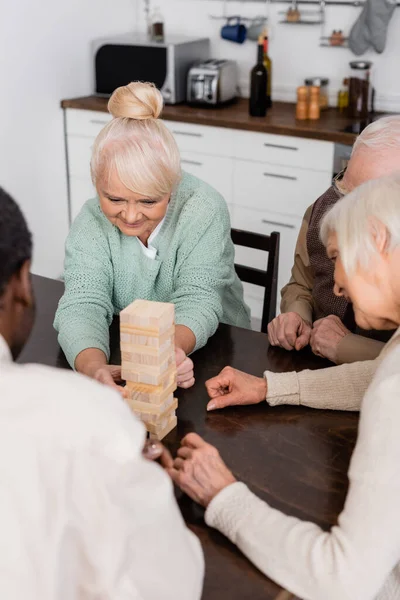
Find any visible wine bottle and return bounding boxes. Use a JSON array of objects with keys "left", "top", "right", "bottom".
[
  {"left": 263, "top": 35, "right": 272, "bottom": 108},
  {"left": 249, "top": 35, "right": 268, "bottom": 117}
]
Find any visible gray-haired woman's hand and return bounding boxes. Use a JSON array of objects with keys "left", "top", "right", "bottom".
[
  {"left": 164, "top": 433, "right": 236, "bottom": 508},
  {"left": 175, "top": 347, "right": 195, "bottom": 389}
]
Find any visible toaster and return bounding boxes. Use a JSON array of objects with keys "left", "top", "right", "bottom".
[{"left": 187, "top": 59, "right": 238, "bottom": 106}]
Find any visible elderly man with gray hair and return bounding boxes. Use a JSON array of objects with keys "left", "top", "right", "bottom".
[{"left": 268, "top": 116, "right": 400, "bottom": 365}]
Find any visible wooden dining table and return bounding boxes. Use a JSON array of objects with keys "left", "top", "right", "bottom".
[{"left": 19, "top": 275, "right": 360, "bottom": 600}]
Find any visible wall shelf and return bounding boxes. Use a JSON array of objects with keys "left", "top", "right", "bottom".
[
  {"left": 280, "top": 19, "right": 323, "bottom": 24},
  {"left": 320, "top": 42, "right": 349, "bottom": 47}
]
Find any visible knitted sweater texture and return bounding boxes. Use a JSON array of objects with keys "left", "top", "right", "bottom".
[{"left": 54, "top": 172, "right": 251, "bottom": 368}]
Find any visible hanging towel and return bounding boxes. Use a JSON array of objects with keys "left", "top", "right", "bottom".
[{"left": 349, "top": 0, "right": 396, "bottom": 56}]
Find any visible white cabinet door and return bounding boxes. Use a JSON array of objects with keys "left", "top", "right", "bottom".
[
  {"left": 70, "top": 177, "right": 96, "bottom": 222},
  {"left": 233, "top": 159, "right": 331, "bottom": 218},
  {"left": 180, "top": 151, "right": 234, "bottom": 207},
  {"left": 234, "top": 129, "right": 334, "bottom": 171},
  {"left": 231, "top": 206, "right": 302, "bottom": 322},
  {"left": 164, "top": 120, "right": 234, "bottom": 157}
]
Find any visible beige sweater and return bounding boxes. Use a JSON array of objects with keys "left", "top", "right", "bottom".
[
  {"left": 265, "top": 349, "right": 379, "bottom": 411},
  {"left": 206, "top": 329, "right": 400, "bottom": 600}
]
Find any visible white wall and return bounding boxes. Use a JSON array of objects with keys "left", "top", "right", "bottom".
[
  {"left": 0, "top": 0, "right": 137, "bottom": 278},
  {"left": 2, "top": 0, "right": 398, "bottom": 277},
  {"left": 137, "top": 0, "right": 400, "bottom": 111}
]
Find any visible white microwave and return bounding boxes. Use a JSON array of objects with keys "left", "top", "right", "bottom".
[{"left": 92, "top": 33, "right": 210, "bottom": 104}]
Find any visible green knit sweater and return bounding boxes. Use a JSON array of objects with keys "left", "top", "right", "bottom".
[{"left": 54, "top": 172, "right": 251, "bottom": 367}]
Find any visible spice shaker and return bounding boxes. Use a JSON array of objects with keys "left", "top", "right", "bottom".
[{"left": 304, "top": 77, "right": 329, "bottom": 109}]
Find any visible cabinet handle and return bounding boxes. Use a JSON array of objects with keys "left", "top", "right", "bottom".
[
  {"left": 263, "top": 143, "right": 298, "bottom": 151},
  {"left": 262, "top": 219, "right": 295, "bottom": 229},
  {"left": 172, "top": 130, "right": 203, "bottom": 138},
  {"left": 90, "top": 119, "right": 110, "bottom": 126},
  {"left": 181, "top": 159, "right": 203, "bottom": 167},
  {"left": 263, "top": 172, "right": 297, "bottom": 181}
]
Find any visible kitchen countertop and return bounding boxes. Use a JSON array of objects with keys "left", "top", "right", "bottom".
[{"left": 61, "top": 95, "right": 366, "bottom": 145}]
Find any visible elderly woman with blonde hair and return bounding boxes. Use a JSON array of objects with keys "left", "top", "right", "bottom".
[
  {"left": 54, "top": 82, "right": 250, "bottom": 391},
  {"left": 166, "top": 175, "right": 400, "bottom": 599}
]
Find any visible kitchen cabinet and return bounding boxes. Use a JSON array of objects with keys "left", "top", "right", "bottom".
[{"left": 63, "top": 108, "right": 334, "bottom": 324}]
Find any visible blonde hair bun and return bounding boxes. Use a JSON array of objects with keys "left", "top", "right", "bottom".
[{"left": 108, "top": 81, "right": 163, "bottom": 120}]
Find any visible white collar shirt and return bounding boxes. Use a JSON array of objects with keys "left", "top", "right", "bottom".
[{"left": 136, "top": 217, "right": 166, "bottom": 260}]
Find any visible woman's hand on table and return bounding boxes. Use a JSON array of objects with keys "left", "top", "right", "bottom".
[
  {"left": 206, "top": 366, "right": 267, "bottom": 411},
  {"left": 162, "top": 433, "right": 236, "bottom": 508},
  {"left": 175, "top": 347, "right": 195, "bottom": 389}
]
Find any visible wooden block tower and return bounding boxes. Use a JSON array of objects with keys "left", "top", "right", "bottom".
[{"left": 120, "top": 299, "right": 178, "bottom": 440}]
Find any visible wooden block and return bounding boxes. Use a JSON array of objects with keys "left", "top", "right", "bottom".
[
  {"left": 133, "top": 398, "right": 178, "bottom": 426},
  {"left": 127, "top": 393, "right": 175, "bottom": 415},
  {"left": 125, "top": 375, "right": 177, "bottom": 405},
  {"left": 122, "top": 356, "right": 175, "bottom": 386},
  {"left": 146, "top": 413, "right": 173, "bottom": 434},
  {"left": 149, "top": 415, "right": 178, "bottom": 441},
  {"left": 120, "top": 299, "right": 174, "bottom": 334},
  {"left": 121, "top": 344, "right": 174, "bottom": 367},
  {"left": 121, "top": 337, "right": 173, "bottom": 357},
  {"left": 120, "top": 323, "right": 175, "bottom": 345}
]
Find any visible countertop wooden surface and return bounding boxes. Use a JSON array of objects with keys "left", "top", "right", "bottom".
[
  {"left": 61, "top": 95, "right": 365, "bottom": 145},
  {"left": 20, "top": 275, "right": 358, "bottom": 600}
]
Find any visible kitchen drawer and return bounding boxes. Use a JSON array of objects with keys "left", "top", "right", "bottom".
[
  {"left": 231, "top": 206, "right": 302, "bottom": 317},
  {"left": 233, "top": 159, "right": 331, "bottom": 218},
  {"left": 234, "top": 129, "right": 334, "bottom": 172},
  {"left": 181, "top": 151, "right": 233, "bottom": 206},
  {"left": 67, "top": 136, "right": 94, "bottom": 178},
  {"left": 70, "top": 177, "right": 96, "bottom": 222},
  {"left": 164, "top": 120, "right": 234, "bottom": 158},
  {"left": 66, "top": 109, "right": 112, "bottom": 138}
]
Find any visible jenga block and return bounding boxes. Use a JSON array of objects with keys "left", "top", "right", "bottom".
[
  {"left": 120, "top": 336, "right": 173, "bottom": 356},
  {"left": 127, "top": 393, "right": 175, "bottom": 415},
  {"left": 133, "top": 398, "right": 178, "bottom": 426},
  {"left": 121, "top": 344, "right": 174, "bottom": 367},
  {"left": 122, "top": 356, "right": 175, "bottom": 386},
  {"left": 120, "top": 300, "right": 174, "bottom": 334},
  {"left": 125, "top": 375, "right": 177, "bottom": 405},
  {"left": 149, "top": 415, "right": 178, "bottom": 441},
  {"left": 120, "top": 325, "right": 175, "bottom": 346}
]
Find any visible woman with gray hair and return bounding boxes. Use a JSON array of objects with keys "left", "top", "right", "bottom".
[
  {"left": 54, "top": 82, "right": 250, "bottom": 392},
  {"left": 165, "top": 175, "right": 400, "bottom": 599}
]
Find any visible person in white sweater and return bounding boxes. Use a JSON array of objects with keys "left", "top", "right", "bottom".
[
  {"left": 165, "top": 175, "right": 400, "bottom": 600},
  {"left": 0, "top": 186, "right": 204, "bottom": 599}
]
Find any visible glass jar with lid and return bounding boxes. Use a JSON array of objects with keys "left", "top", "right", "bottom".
[{"left": 304, "top": 77, "right": 329, "bottom": 109}]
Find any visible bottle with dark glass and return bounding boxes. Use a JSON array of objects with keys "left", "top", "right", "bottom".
[
  {"left": 249, "top": 35, "right": 268, "bottom": 117},
  {"left": 263, "top": 34, "right": 272, "bottom": 108}
]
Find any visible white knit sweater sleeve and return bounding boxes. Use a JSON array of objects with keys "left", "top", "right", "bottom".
[{"left": 206, "top": 344, "right": 400, "bottom": 599}]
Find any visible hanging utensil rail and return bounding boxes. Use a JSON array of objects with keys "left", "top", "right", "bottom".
[{"left": 207, "top": 0, "right": 400, "bottom": 6}]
